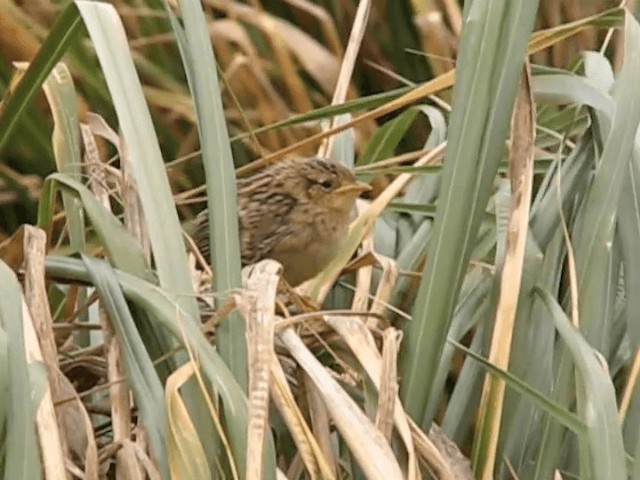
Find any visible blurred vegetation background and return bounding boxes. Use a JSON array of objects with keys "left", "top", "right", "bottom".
[
  {"left": 0, "top": 0, "right": 621, "bottom": 235},
  {"left": 1, "top": 0, "right": 640, "bottom": 479}
]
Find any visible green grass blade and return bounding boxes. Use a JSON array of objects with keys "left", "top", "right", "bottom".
[
  {"left": 45, "top": 254, "right": 250, "bottom": 475},
  {"left": 530, "top": 134, "right": 595, "bottom": 248},
  {"left": 532, "top": 74, "right": 613, "bottom": 117},
  {"left": 449, "top": 340, "right": 585, "bottom": 435},
  {"left": 38, "top": 174, "right": 177, "bottom": 378},
  {"left": 81, "top": 254, "right": 168, "bottom": 479},
  {"left": 537, "top": 288, "right": 627, "bottom": 479},
  {"left": 0, "top": 262, "right": 41, "bottom": 480},
  {"left": 573, "top": 14, "right": 640, "bottom": 345},
  {"left": 0, "top": 2, "right": 82, "bottom": 154},
  {"left": 75, "top": 1, "right": 199, "bottom": 322},
  {"left": 230, "top": 86, "right": 412, "bottom": 145},
  {"left": 619, "top": 156, "right": 640, "bottom": 345},
  {"left": 358, "top": 108, "right": 419, "bottom": 165},
  {"left": 166, "top": 0, "right": 247, "bottom": 390},
  {"left": 38, "top": 174, "right": 150, "bottom": 278},
  {"left": 399, "top": 0, "right": 540, "bottom": 425},
  {"left": 42, "top": 62, "right": 86, "bottom": 253}
]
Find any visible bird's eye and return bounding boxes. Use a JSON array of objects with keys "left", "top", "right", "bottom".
[{"left": 319, "top": 179, "right": 335, "bottom": 191}]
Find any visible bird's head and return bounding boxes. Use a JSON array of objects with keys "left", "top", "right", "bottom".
[{"left": 301, "top": 158, "right": 371, "bottom": 213}]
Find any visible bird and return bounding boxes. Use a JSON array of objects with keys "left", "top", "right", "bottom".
[{"left": 191, "top": 157, "right": 371, "bottom": 286}]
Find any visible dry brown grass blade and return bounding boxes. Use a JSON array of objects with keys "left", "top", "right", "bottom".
[
  {"left": 250, "top": 13, "right": 340, "bottom": 97},
  {"left": 529, "top": 5, "right": 622, "bottom": 58},
  {"left": 81, "top": 120, "right": 109, "bottom": 206},
  {"left": 165, "top": 363, "right": 212, "bottom": 480},
  {"left": 105, "top": 332, "right": 141, "bottom": 479},
  {"left": 351, "top": 205, "right": 376, "bottom": 312},
  {"left": 113, "top": 439, "right": 148, "bottom": 480},
  {"left": 62, "top": 378, "right": 100, "bottom": 479},
  {"left": 124, "top": 438, "right": 161, "bottom": 480},
  {"left": 0, "top": 10, "right": 42, "bottom": 63},
  {"left": 282, "top": 0, "right": 344, "bottom": 57},
  {"left": 279, "top": 326, "right": 404, "bottom": 479},
  {"left": 211, "top": 18, "right": 303, "bottom": 152},
  {"left": 318, "top": 0, "right": 370, "bottom": 158},
  {"left": 239, "top": 73, "right": 455, "bottom": 176},
  {"left": 437, "top": 0, "right": 463, "bottom": 36},
  {"left": 368, "top": 253, "right": 399, "bottom": 318},
  {"left": 375, "top": 328, "right": 400, "bottom": 441},
  {"left": 475, "top": 62, "right": 536, "bottom": 480},
  {"left": 84, "top": 112, "right": 125, "bottom": 207},
  {"left": 83, "top": 117, "right": 148, "bottom": 478},
  {"left": 348, "top": 215, "right": 399, "bottom": 322},
  {"left": 208, "top": 1, "right": 339, "bottom": 107},
  {"left": 414, "top": 11, "right": 457, "bottom": 77},
  {"left": 234, "top": 13, "right": 613, "bottom": 175},
  {"left": 269, "top": 355, "right": 336, "bottom": 479},
  {"left": 536, "top": 0, "right": 605, "bottom": 66},
  {"left": 142, "top": 86, "right": 197, "bottom": 123},
  {"left": 20, "top": 227, "right": 60, "bottom": 372},
  {"left": 121, "top": 138, "right": 149, "bottom": 255},
  {"left": 265, "top": 21, "right": 319, "bottom": 113},
  {"left": 324, "top": 316, "right": 423, "bottom": 480},
  {"left": 303, "top": 375, "right": 338, "bottom": 477},
  {"left": 424, "top": 424, "right": 473, "bottom": 480},
  {"left": 12, "top": 225, "right": 101, "bottom": 479},
  {"left": 235, "top": 260, "right": 281, "bottom": 479},
  {"left": 620, "top": 348, "right": 640, "bottom": 421},
  {"left": 23, "top": 301, "right": 67, "bottom": 480}
]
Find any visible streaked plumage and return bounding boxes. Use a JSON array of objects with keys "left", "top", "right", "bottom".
[{"left": 193, "top": 157, "right": 370, "bottom": 286}]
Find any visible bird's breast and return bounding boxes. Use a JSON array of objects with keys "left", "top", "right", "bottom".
[{"left": 273, "top": 209, "right": 350, "bottom": 286}]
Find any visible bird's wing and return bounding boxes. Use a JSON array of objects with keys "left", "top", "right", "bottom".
[{"left": 239, "top": 191, "right": 298, "bottom": 265}]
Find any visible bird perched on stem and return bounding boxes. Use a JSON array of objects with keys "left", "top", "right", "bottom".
[{"left": 192, "top": 157, "right": 371, "bottom": 286}]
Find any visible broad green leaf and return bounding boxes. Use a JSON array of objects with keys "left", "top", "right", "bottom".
[{"left": 533, "top": 74, "right": 613, "bottom": 118}]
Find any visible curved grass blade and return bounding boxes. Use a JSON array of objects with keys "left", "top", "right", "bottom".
[
  {"left": 537, "top": 288, "right": 626, "bottom": 479},
  {"left": 38, "top": 174, "right": 151, "bottom": 279},
  {"left": 358, "top": 108, "right": 419, "bottom": 165},
  {"left": 81, "top": 254, "right": 168, "bottom": 479},
  {"left": 45, "top": 254, "right": 251, "bottom": 476},
  {"left": 166, "top": 364, "right": 212, "bottom": 480},
  {"left": 533, "top": 74, "right": 613, "bottom": 118},
  {"left": 573, "top": 13, "right": 640, "bottom": 346}
]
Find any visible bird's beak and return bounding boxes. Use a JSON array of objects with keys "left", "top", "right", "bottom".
[{"left": 334, "top": 181, "right": 372, "bottom": 195}]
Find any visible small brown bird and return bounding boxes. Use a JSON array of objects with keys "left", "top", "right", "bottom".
[{"left": 193, "top": 157, "right": 371, "bottom": 286}]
